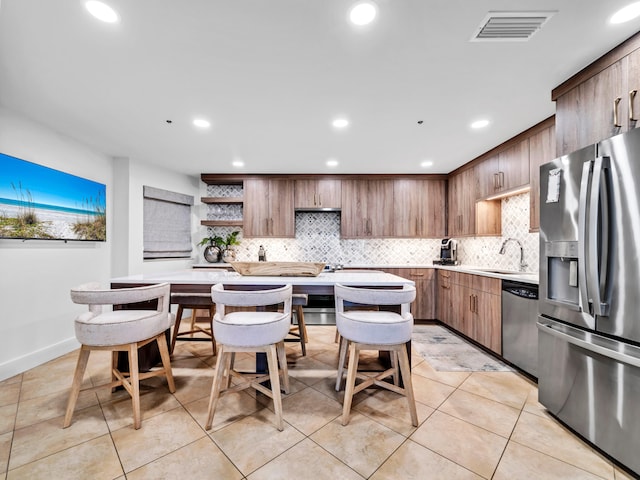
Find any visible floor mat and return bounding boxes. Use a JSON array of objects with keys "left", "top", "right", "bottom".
[{"left": 412, "top": 324, "right": 512, "bottom": 372}]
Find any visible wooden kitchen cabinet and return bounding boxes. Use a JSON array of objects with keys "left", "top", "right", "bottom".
[
  {"left": 294, "top": 179, "right": 341, "bottom": 210},
  {"left": 553, "top": 34, "right": 640, "bottom": 156},
  {"left": 528, "top": 124, "right": 555, "bottom": 232},
  {"left": 392, "top": 179, "right": 446, "bottom": 238},
  {"left": 243, "top": 178, "right": 295, "bottom": 237},
  {"left": 384, "top": 268, "right": 436, "bottom": 320},
  {"left": 476, "top": 140, "right": 529, "bottom": 199},
  {"left": 436, "top": 270, "right": 502, "bottom": 354},
  {"left": 341, "top": 179, "right": 394, "bottom": 238},
  {"left": 447, "top": 168, "right": 476, "bottom": 237}
]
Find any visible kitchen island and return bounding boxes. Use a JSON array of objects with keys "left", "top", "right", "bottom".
[{"left": 110, "top": 269, "right": 415, "bottom": 295}]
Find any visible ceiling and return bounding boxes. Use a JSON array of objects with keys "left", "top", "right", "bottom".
[{"left": 2, "top": 1, "right": 640, "bottom": 176}]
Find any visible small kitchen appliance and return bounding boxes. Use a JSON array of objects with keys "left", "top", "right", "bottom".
[{"left": 433, "top": 238, "right": 458, "bottom": 265}]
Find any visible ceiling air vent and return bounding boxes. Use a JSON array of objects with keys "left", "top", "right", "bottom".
[{"left": 470, "top": 11, "right": 556, "bottom": 42}]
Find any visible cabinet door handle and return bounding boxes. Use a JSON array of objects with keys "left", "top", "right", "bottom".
[
  {"left": 630, "top": 90, "right": 638, "bottom": 122},
  {"left": 318, "top": 194, "right": 322, "bottom": 206},
  {"left": 499, "top": 171, "right": 504, "bottom": 189},
  {"left": 469, "top": 294, "right": 473, "bottom": 312},
  {"left": 313, "top": 194, "right": 317, "bottom": 206},
  {"left": 474, "top": 294, "right": 478, "bottom": 313},
  {"left": 614, "top": 97, "right": 622, "bottom": 128}
]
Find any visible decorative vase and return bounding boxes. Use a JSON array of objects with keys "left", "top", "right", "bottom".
[
  {"left": 204, "top": 245, "right": 221, "bottom": 263},
  {"left": 222, "top": 247, "right": 236, "bottom": 263}
]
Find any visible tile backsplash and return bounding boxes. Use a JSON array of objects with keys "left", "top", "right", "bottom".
[{"left": 204, "top": 192, "right": 538, "bottom": 273}]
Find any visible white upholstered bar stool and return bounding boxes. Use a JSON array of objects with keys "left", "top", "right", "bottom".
[
  {"left": 205, "top": 284, "right": 292, "bottom": 431},
  {"left": 64, "top": 282, "right": 176, "bottom": 430},
  {"left": 334, "top": 283, "right": 418, "bottom": 426}
]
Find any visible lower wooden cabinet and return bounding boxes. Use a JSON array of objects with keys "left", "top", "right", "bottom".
[
  {"left": 436, "top": 270, "right": 501, "bottom": 354},
  {"left": 383, "top": 268, "right": 435, "bottom": 320}
]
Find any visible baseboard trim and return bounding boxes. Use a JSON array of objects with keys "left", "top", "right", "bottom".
[{"left": 0, "top": 337, "right": 80, "bottom": 381}]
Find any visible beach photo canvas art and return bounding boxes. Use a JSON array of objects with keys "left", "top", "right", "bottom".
[{"left": 0, "top": 153, "right": 106, "bottom": 241}]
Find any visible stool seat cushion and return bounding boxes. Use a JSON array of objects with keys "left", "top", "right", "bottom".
[
  {"left": 337, "top": 311, "right": 412, "bottom": 345},
  {"left": 214, "top": 311, "right": 290, "bottom": 347},
  {"left": 75, "top": 310, "right": 173, "bottom": 346}
]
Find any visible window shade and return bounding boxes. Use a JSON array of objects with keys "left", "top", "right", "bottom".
[{"left": 143, "top": 186, "right": 194, "bottom": 259}]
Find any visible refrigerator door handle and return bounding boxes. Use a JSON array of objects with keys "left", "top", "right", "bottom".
[
  {"left": 578, "top": 161, "right": 592, "bottom": 316},
  {"left": 537, "top": 319, "right": 640, "bottom": 368},
  {"left": 589, "top": 156, "right": 611, "bottom": 317}
]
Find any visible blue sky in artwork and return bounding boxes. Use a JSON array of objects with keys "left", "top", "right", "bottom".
[{"left": 0, "top": 153, "right": 105, "bottom": 210}]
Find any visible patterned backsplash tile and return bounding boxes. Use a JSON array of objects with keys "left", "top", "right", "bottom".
[{"left": 203, "top": 192, "right": 539, "bottom": 273}]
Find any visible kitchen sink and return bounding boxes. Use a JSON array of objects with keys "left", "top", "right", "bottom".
[{"left": 473, "top": 268, "right": 538, "bottom": 277}]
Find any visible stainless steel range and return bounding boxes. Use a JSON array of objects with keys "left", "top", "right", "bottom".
[{"left": 538, "top": 127, "right": 640, "bottom": 477}]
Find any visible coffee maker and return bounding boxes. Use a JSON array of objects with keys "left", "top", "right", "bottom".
[{"left": 434, "top": 238, "right": 458, "bottom": 265}]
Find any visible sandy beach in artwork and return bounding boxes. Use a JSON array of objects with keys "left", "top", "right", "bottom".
[{"left": 0, "top": 203, "right": 93, "bottom": 239}]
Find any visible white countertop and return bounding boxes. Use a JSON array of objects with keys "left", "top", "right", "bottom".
[
  {"left": 191, "top": 263, "right": 539, "bottom": 285},
  {"left": 111, "top": 269, "right": 415, "bottom": 287}
]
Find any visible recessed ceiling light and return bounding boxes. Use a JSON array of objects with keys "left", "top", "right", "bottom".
[
  {"left": 349, "top": 2, "right": 378, "bottom": 26},
  {"left": 232, "top": 160, "right": 244, "bottom": 168},
  {"left": 420, "top": 160, "right": 434, "bottom": 168},
  {"left": 611, "top": 2, "right": 640, "bottom": 24},
  {"left": 471, "top": 119, "right": 490, "bottom": 129},
  {"left": 85, "top": 1, "right": 119, "bottom": 23},
  {"left": 332, "top": 118, "right": 349, "bottom": 128},
  {"left": 193, "top": 118, "right": 211, "bottom": 128},
  {"left": 326, "top": 159, "right": 339, "bottom": 167}
]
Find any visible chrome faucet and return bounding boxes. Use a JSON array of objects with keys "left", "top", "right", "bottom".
[{"left": 499, "top": 237, "right": 528, "bottom": 272}]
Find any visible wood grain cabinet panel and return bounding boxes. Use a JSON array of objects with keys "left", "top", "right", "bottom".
[
  {"left": 447, "top": 168, "right": 477, "bottom": 237},
  {"left": 476, "top": 140, "right": 529, "bottom": 199},
  {"left": 341, "top": 179, "right": 394, "bottom": 238},
  {"left": 529, "top": 125, "right": 556, "bottom": 232},
  {"left": 243, "top": 178, "right": 295, "bottom": 237},
  {"left": 294, "top": 179, "right": 341, "bottom": 210},
  {"left": 356, "top": 267, "right": 435, "bottom": 320},
  {"left": 436, "top": 271, "right": 502, "bottom": 355},
  {"left": 553, "top": 48, "right": 640, "bottom": 156},
  {"left": 393, "top": 179, "right": 446, "bottom": 238}
]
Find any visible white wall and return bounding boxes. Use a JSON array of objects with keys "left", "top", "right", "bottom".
[
  {"left": 0, "top": 107, "right": 113, "bottom": 380},
  {"left": 0, "top": 107, "right": 200, "bottom": 380}
]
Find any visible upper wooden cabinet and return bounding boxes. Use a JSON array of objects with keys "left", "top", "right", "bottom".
[
  {"left": 553, "top": 33, "right": 640, "bottom": 155},
  {"left": 294, "top": 179, "right": 341, "bottom": 210},
  {"left": 476, "top": 140, "right": 530, "bottom": 199},
  {"left": 528, "top": 124, "right": 556, "bottom": 232},
  {"left": 392, "top": 179, "right": 446, "bottom": 238},
  {"left": 341, "top": 179, "right": 394, "bottom": 238},
  {"left": 243, "top": 178, "right": 295, "bottom": 237},
  {"left": 448, "top": 168, "right": 477, "bottom": 237}
]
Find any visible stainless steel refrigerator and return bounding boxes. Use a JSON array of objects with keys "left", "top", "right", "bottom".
[{"left": 538, "top": 127, "right": 640, "bottom": 476}]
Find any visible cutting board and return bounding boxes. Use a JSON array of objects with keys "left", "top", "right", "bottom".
[{"left": 229, "top": 261, "right": 325, "bottom": 277}]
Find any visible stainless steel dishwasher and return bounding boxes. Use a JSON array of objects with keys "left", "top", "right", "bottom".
[{"left": 501, "top": 279, "right": 539, "bottom": 379}]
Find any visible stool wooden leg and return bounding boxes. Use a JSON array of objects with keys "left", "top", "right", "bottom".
[
  {"left": 398, "top": 344, "right": 418, "bottom": 427},
  {"left": 341, "top": 342, "right": 360, "bottom": 426},
  {"left": 156, "top": 333, "right": 176, "bottom": 393},
  {"left": 170, "top": 305, "right": 184, "bottom": 354},
  {"left": 205, "top": 346, "right": 228, "bottom": 430},
  {"left": 111, "top": 351, "right": 119, "bottom": 393},
  {"left": 276, "top": 341, "right": 290, "bottom": 394},
  {"left": 208, "top": 306, "right": 217, "bottom": 356},
  {"left": 189, "top": 308, "right": 197, "bottom": 337},
  {"left": 335, "top": 336, "right": 348, "bottom": 391},
  {"left": 390, "top": 351, "right": 399, "bottom": 386},
  {"left": 128, "top": 343, "right": 142, "bottom": 430},
  {"left": 293, "top": 305, "right": 307, "bottom": 356},
  {"left": 63, "top": 346, "right": 91, "bottom": 428},
  {"left": 266, "top": 344, "right": 284, "bottom": 431}
]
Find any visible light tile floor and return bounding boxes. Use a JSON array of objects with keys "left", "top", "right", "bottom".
[{"left": 0, "top": 324, "right": 636, "bottom": 480}]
